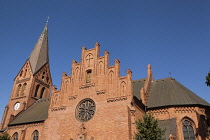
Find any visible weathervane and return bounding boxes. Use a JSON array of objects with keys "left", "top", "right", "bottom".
[{"left": 46, "top": 16, "right": 50, "bottom": 25}]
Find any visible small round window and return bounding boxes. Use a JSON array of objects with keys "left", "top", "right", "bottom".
[{"left": 76, "top": 98, "right": 96, "bottom": 122}]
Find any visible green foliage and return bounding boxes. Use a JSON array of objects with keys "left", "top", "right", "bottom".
[
  {"left": 0, "top": 132, "right": 11, "bottom": 140},
  {"left": 135, "top": 113, "right": 165, "bottom": 140},
  {"left": 206, "top": 71, "right": 210, "bottom": 86}
]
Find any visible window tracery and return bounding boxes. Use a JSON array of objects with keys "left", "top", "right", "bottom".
[
  {"left": 31, "top": 130, "right": 39, "bottom": 140},
  {"left": 182, "top": 119, "right": 195, "bottom": 140},
  {"left": 76, "top": 99, "right": 95, "bottom": 122}
]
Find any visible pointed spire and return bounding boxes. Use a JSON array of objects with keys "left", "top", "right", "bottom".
[{"left": 29, "top": 21, "right": 49, "bottom": 75}]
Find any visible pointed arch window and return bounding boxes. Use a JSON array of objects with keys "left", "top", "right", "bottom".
[
  {"left": 40, "top": 87, "right": 45, "bottom": 98},
  {"left": 182, "top": 120, "right": 195, "bottom": 140},
  {"left": 34, "top": 85, "right": 40, "bottom": 97},
  {"left": 12, "top": 132, "right": 18, "bottom": 140},
  {"left": 109, "top": 71, "right": 114, "bottom": 84},
  {"left": 16, "top": 84, "right": 22, "bottom": 97},
  {"left": 21, "top": 83, "right": 27, "bottom": 96},
  {"left": 31, "top": 130, "right": 39, "bottom": 140}
]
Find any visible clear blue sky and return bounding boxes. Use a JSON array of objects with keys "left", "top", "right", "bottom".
[{"left": 0, "top": 1, "right": 210, "bottom": 119}]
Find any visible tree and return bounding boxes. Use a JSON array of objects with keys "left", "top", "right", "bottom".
[
  {"left": 135, "top": 113, "right": 165, "bottom": 140},
  {"left": 0, "top": 132, "right": 11, "bottom": 140},
  {"left": 206, "top": 71, "right": 210, "bottom": 86}
]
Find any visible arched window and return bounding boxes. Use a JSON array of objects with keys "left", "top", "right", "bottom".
[
  {"left": 40, "top": 87, "right": 45, "bottom": 98},
  {"left": 31, "top": 130, "right": 39, "bottom": 140},
  {"left": 16, "top": 84, "right": 22, "bottom": 97},
  {"left": 12, "top": 132, "right": 18, "bottom": 140},
  {"left": 182, "top": 120, "right": 195, "bottom": 140},
  {"left": 34, "top": 85, "right": 40, "bottom": 97},
  {"left": 21, "top": 83, "right": 27, "bottom": 96}
]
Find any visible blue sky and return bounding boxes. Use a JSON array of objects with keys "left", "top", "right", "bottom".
[{"left": 0, "top": 1, "right": 210, "bottom": 119}]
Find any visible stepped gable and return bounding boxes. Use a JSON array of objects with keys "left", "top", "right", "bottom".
[{"left": 147, "top": 77, "right": 210, "bottom": 108}]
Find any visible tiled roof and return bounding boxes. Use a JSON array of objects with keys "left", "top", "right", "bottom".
[
  {"left": 9, "top": 98, "right": 50, "bottom": 126},
  {"left": 29, "top": 24, "right": 49, "bottom": 75},
  {"left": 132, "top": 78, "right": 146, "bottom": 99},
  {"left": 147, "top": 77, "right": 210, "bottom": 108}
]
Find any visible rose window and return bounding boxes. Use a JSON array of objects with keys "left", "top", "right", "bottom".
[{"left": 76, "top": 99, "right": 96, "bottom": 122}]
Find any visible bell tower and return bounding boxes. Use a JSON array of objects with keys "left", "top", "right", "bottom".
[{"left": 1, "top": 22, "right": 52, "bottom": 129}]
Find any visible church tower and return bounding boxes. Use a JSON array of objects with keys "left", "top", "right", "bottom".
[{"left": 1, "top": 23, "right": 52, "bottom": 129}]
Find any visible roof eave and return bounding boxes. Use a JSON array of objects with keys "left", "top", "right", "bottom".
[
  {"left": 8, "top": 120, "right": 45, "bottom": 127},
  {"left": 147, "top": 104, "right": 210, "bottom": 111}
]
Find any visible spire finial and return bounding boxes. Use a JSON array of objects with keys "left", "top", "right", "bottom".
[{"left": 46, "top": 16, "right": 50, "bottom": 25}]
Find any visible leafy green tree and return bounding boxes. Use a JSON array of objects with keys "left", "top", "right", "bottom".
[
  {"left": 206, "top": 71, "right": 210, "bottom": 86},
  {"left": 0, "top": 132, "right": 11, "bottom": 140},
  {"left": 135, "top": 113, "right": 165, "bottom": 140}
]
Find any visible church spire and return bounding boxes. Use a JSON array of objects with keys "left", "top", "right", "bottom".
[{"left": 29, "top": 22, "right": 49, "bottom": 75}]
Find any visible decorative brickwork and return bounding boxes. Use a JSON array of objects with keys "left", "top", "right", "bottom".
[
  {"left": 140, "top": 64, "right": 153, "bottom": 105},
  {"left": 1, "top": 24, "right": 209, "bottom": 140}
]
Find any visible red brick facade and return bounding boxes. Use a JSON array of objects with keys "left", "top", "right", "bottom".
[
  {"left": 42, "top": 43, "right": 144, "bottom": 140},
  {"left": 1, "top": 26, "right": 209, "bottom": 140}
]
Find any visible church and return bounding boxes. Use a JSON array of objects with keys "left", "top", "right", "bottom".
[{"left": 0, "top": 23, "right": 210, "bottom": 140}]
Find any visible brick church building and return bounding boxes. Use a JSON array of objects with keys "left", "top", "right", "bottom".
[{"left": 1, "top": 23, "right": 210, "bottom": 140}]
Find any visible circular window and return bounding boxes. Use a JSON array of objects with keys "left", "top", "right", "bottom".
[{"left": 76, "top": 98, "right": 96, "bottom": 122}]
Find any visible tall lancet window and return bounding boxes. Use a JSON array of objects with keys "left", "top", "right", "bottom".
[
  {"left": 16, "top": 84, "right": 22, "bottom": 97},
  {"left": 86, "top": 70, "right": 92, "bottom": 83},
  {"left": 21, "top": 83, "right": 27, "bottom": 96},
  {"left": 31, "top": 130, "right": 39, "bottom": 140},
  {"left": 34, "top": 85, "right": 40, "bottom": 97},
  {"left": 40, "top": 87, "right": 45, "bottom": 98},
  {"left": 182, "top": 120, "right": 195, "bottom": 140}
]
